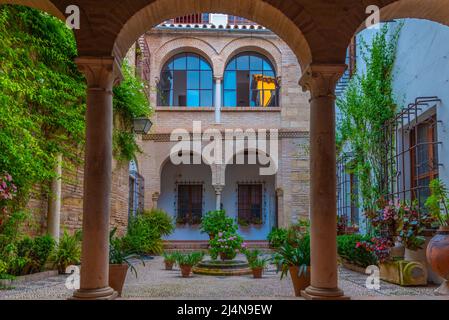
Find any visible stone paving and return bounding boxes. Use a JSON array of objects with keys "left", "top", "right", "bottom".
[{"left": 0, "top": 256, "right": 442, "bottom": 300}]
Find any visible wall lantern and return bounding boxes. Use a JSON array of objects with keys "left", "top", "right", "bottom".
[{"left": 133, "top": 117, "right": 153, "bottom": 135}]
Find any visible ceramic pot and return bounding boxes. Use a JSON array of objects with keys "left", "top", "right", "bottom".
[
  {"left": 219, "top": 252, "right": 236, "bottom": 261},
  {"left": 289, "top": 266, "right": 311, "bottom": 297},
  {"left": 180, "top": 265, "right": 192, "bottom": 278},
  {"left": 164, "top": 260, "right": 174, "bottom": 270},
  {"left": 109, "top": 264, "right": 129, "bottom": 297},
  {"left": 252, "top": 267, "right": 263, "bottom": 279},
  {"left": 390, "top": 241, "right": 405, "bottom": 260},
  {"left": 426, "top": 226, "right": 449, "bottom": 295}
]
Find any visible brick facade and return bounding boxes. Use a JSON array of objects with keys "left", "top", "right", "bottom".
[{"left": 135, "top": 26, "right": 311, "bottom": 228}]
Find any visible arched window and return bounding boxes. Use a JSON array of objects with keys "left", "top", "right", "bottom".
[
  {"left": 158, "top": 53, "right": 213, "bottom": 107},
  {"left": 223, "top": 52, "right": 279, "bottom": 107}
]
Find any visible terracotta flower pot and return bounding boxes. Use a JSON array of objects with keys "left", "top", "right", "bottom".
[
  {"left": 109, "top": 264, "right": 129, "bottom": 297},
  {"left": 164, "top": 260, "right": 174, "bottom": 270},
  {"left": 390, "top": 241, "right": 405, "bottom": 260},
  {"left": 289, "top": 266, "right": 311, "bottom": 297},
  {"left": 427, "top": 226, "right": 449, "bottom": 295},
  {"left": 219, "top": 252, "right": 236, "bottom": 261},
  {"left": 180, "top": 265, "right": 192, "bottom": 278},
  {"left": 252, "top": 267, "right": 263, "bottom": 279}
]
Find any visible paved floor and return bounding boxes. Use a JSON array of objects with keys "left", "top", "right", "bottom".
[{"left": 0, "top": 256, "right": 443, "bottom": 300}]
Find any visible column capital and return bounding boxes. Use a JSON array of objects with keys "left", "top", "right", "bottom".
[
  {"left": 299, "top": 64, "right": 347, "bottom": 99},
  {"left": 213, "top": 185, "right": 224, "bottom": 194},
  {"left": 75, "top": 56, "right": 122, "bottom": 92},
  {"left": 214, "top": 76, "right": 223, "bottom": 82}
]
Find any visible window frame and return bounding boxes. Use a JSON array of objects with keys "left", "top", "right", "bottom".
[
  {"left": 176, "top": 183, "right": 204, "bottom": 225},
  {"left": 223, "top": 52, "right": 279, "bottom": 108},
  {"left": 158, "top": 53, "right": 213, "bottom": 107},
  {"left": 237, "top": 183, "right": 263, "bottom": 226}
]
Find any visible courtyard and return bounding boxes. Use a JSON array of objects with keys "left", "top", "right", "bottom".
[
  {"left": 1, "top": 0, "right": 449, "bottom": 304},
  {"left": 0, "top": 256, "right": 440, "bottom": 300}
]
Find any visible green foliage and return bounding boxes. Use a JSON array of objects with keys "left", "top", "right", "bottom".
[
  {"left": 109, "top": 227, "right": 144, "bottom": 278},
  {"left": 272, "top": 234, "right": 310, "bottom": 280},
  {"left": 16, "top": 235, "right": 55, "bottom": 274},
  {"left": 174, "top": 251, "right": 204, "bottom": 267},
  {"left": 337, "top": 234, "right": 377, "bottom": 268},
  {"left": 267, "top": 228, "right": 288, "bottom": 249},
  {"left": 52, "top": 230, "right": 82, "bottom": 274},
  {"left": 122, "top": 209, "right": 174, "bottom": 255},
  {"left": 162, "top": 252, "right": 177, "bottom": 263},
  {"left": 337, "top": 24, "right": 401, "bottom": 215},
  {"left": 209, "top": 230, "right": 244, "bottom": 260},
  {"left": 244, "top": 249, "right": 262, "bottom": 264},
  {"left": 425, "top": 179, "right": 449, "bottom": 227},
  {"left": 200, "top": 210, "right": 236, "bottom": 236},
  {"left": 249, "top": 257, "right": 268, "bottom": 269},
  {"left": 113, "top": 62, "right": 152, "bottom": 162},
  {"left": 0, "top": 5, "right": 85, "bottom": 205}
]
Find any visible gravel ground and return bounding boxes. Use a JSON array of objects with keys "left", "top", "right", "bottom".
[{"left": 0, "top": 255, "right": 442, "bottom": 300}]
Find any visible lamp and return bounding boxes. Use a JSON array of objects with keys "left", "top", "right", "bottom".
[{"left": 133, "top": 117, "right": 153, "bottom": 134}]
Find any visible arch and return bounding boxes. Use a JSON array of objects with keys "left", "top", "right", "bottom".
[
  {"left": 0, "top": 0, "right": 65, "bottom": 20},
  {"left": 353, "top": 0, "right": 449, "bottom": 38},
  {"left": 158, "top": 150, "right": 212, "bottom": 179},
  {"left": 219, "top": 37, "right": 283, "bottom": 77},
  {"left": 153, "top": 37, "right": 219, "bottom": 77},
  {"left": 113, "top": 0, "right": 312, "bottom": 72},
  {"left": 224, "top": 148, "right": 278, "bottom": 176}
]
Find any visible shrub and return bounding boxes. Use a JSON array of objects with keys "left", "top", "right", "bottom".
[
  {"left": 109, "top": 228, "right": 144, "bottom": 278},
  {"left": 123, "top": 209, "right": 174, "bottom": 255},
  {"left": 337, "top": 234, "right": 377, "bottom": 268},
  {"left": 53, "top": 230, "right": 82, "bottom": 274},
  {"left": 249, "top": 257, "right": 268, "bottom": 269},
  {"left": 175, "top": 252, "right": 204, "bottom": 267},
  {"left": 200, "top": 210, "right": 236, "bottom": 236},
  {"left": 162, "top": 252, "right": 177, "bottom": 263},
  {"left": 209, "top": 230, "right": 244, "bottom": 260},
  {"left": 244, "top": 249, "right": 261, "bottom": 264},
  {"left": 267, "top": 228, "right": 288, "bottom": 248},
  {"left": 272, "top": 233, "right": 310, "bottom": 279}
]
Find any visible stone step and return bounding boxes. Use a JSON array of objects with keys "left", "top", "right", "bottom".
[{"left": 163, "top": 240, "right": 272, "bottom": 252}]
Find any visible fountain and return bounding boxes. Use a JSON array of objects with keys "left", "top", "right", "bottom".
[{"left": 192, "top": 257, "right": 252, "bottom": 276}]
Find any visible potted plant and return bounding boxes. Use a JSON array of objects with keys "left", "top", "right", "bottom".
[
  {"left": 109, "top": 228, "right": 144, "bottom": 296},
  {"left": 244, "top": 249, "right": 261, "bottom": 265},
  {"left": 200, "top": 210, "right": 236, "bottom": 239},
  {"left": 272, "top": 234, "right": 310, "bottom": 297},
  {"left": 249, "top": 257, "right": 268, "bottom": 279},
  {"left": 52, "top": 230, "right": 82, "bottom": 274},
  {"left": 162, "top": 252, "right": 177, "bottom": 270},
  {"left": 209, "top": 231, "right": 244, "bottom": 261},
  {"left": 175, "top": 252, "right": 204, "bottom": 278},
  {"left": 267, "top": 228, "right": 288, "bottom": 249},
  {"left": 425, "top": 179, "right": 449, "bottom": 295}
]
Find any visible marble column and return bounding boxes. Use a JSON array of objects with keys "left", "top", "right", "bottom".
[
  {"left": 299, "top": 64, "right": 349, "bottom": 300},
  {"left": 214, "top": 77, "right": 222, "bottom": 124},
  {"left": 213, "top": 185, "right": 224, "bottom": 211},
  {"left": 72, "top": 56, "right": 119, "bottom": 300},
  {"left": 47, "top": 153, "right": 62, "bottom": 242}
]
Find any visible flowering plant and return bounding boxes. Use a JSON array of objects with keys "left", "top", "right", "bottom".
[
  {"left": 0, "top": 173, "right": 17, "bottom": 222},
  {"left": 370, "top": 237, "right": 392, "bottom": 263},
  {"left": 209, "top": 230, "right": 244, "bottom": 260}
]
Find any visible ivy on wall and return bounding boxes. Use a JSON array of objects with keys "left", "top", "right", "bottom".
[
  {"left": 0, "top": 5, "right": 85, "bottom": 207},
  {"left": 0, "top": 5, "right": 151, "bottom": 209},
  {"left": 113, "top": 62, "right": 152, "bottom": 163},
  {"left": 336, "top": 24, "right": 402, "bottom": 214}
]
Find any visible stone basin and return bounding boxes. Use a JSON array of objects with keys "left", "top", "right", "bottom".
[{"left": 192, "top": 259, "right": 252, "bottom": 276}]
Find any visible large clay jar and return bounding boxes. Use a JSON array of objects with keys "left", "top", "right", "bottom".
[
  {"left": 289, "top": 266, "right": 311, "bottom": 297},
  {"left": 426, "top": 226, "right": 449, "bottom": 295}
]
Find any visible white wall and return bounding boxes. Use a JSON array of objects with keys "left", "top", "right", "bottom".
[
  {"left": 159, "top": 162, "right": 215, "bottom": 240},
  {"left": 222, "top": 163, "right": 276, "bottom": 240},
  {"left": 352, "top": 19, "right": 449, "bottom": 229}
]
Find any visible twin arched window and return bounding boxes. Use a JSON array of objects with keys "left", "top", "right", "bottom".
[
  {"left": 158, "top": 53, "right": 213, "bottom": 107},
  {"left": 223, "top": 53, "right": 278, "bottom": 107},
  {"left": 158, "top": 52, "right": 278, "bottom": 107}
]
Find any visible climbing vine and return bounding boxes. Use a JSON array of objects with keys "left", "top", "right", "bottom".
[
  {"left": 0, "top": 5, "right": 85, "bottom": 207},
  {"left": 113, "top": 62, "right": 152, "bottom": 163},
  {"left": 336, "top": 24, "right": 402, "bottom": 215},
  {"left": 0, "top": 5, "right": 151, "bottom": 208}
]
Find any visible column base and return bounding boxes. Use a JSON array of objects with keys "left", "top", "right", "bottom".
[
  {"left": 71, "top": 286, "right": 118, "bottom": 300},
  {"left": 301, "top": 286, "right": 350, "bottom": 300}
]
